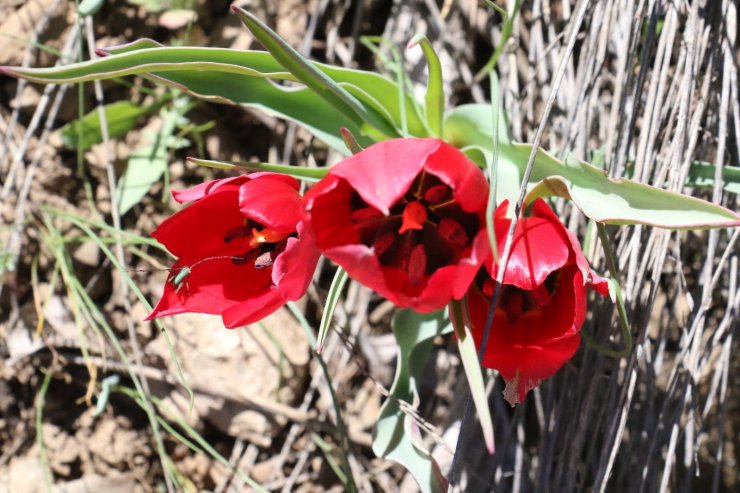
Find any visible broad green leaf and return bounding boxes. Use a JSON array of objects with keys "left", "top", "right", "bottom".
[
  {"left": 372, "top": 309, "right": 451, "bottom": 493},
  {"left": 317, "top": 268, "right": 348, "bottom": 353},
  {"left": 231, "top": 6, "right": 397, "bottom": 140},
  {"left": 462, "top": 144, "right": 521, "bottom": 217},
  {"left": 512, "top": 145, "right": 740, "bottom": 229},
  {"left": 60, "top": 101, "right": 157, "bottom": 151},
  {"left": 2, "top": 41, "right": 427, "bottom": 151},
  {"left": 443, "top": 103, "right": 511, "bottom": 148},
  {"left": 449, "top": 300, "right": 494, "bottom": 453},
  {"left": 0, "top": 47, "right": 295, "bottom": 83},
  {"left": 410, "top": 35, "right": 444, "bottom": 138},
  {"left": 451, "top": 116, "right": 740, "bottom": 228}
]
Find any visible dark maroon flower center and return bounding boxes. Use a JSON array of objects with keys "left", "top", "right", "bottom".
[
  {"left": 477, "top": 270, "right": 561, "bottom": 324},
  {"left": 223, "top": 218, "right": 293, "bottom": 270},
  {"left": 349, "top": 171, "right": 481, "bottom": 286}
]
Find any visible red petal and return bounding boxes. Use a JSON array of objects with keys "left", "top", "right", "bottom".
[
  {"left": 467, "top": 263, "right": 587, "bottom": 404},
  {"left": 271, "top": 221, "right": 321, "bottom": 301},
  {"left": 239, "top": 175, "right": 302, "bottom": 234},
  {"left": 423, "top": 140, "right": 489, "bottom": 213},
  {"left": 329, "top": 138, "right": 439, "bottom": 214},
  {"left": 399, "top": 202, "right": 427, "bottom": 233},
  {"left": 172, "top": 175, "right": 249, "bottom": 203},
  {"left": 147, "top": 256, "right": 274, "bottom": 320},
  {"left": 304, "top": 175, "right": 362, "bottom": 249},
  {"left": 529, "top": 198, "right": 609, "bottom": 297},
  {"left": 221, "top": 287, "right": 287, "bottom": 328},
  {"left": 499, "top": 335, "right": 582, "bottom": 405},
  {"left": 495, "top": 203, "right": 570, "bottom": 290},
  {"left": 152, "top": 187, "right": 252, "bottom": 261},
  {"left": 588, "top": 271, "right": 610, "bottom": 297}
]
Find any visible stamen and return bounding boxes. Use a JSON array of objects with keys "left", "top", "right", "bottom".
[
  {"left": 373, "top": 232, "right": 395, "bottom": 256},
  {"left": 408, "top": 244, "right": 427, "bottom": 285},
  {"left": 232, "top": 249, "right": 260, "bottom": 265},
  {"left": 424, "top": 184, "right": 448, "bottom": 204},
  {"left": 438, "top": 218, "right": 469, "bottom": 247},
  {"left": 351, "top": 206, "right": 384, "bottom": 223},
  {"left": 223, "top": 225, "right": 250, "bottom": 243},
  {"left": 399, "top": 202, "right": 427, "bottom": 234},
  {"left": 249, "top": 228, "right": 290, "bottom": 247}
]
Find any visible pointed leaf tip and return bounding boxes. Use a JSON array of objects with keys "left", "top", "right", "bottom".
[{"left": 340, "top": 127, "right": 364, "bottom": 154}]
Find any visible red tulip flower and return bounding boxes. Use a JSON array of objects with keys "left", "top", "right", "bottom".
[
  {"left": 147, "top": 173, "right": 320, "bottom": 328},
  {"left": 303, "top": 138, "right": 490, "bottom": 312},
  {"left": 467, "top": 199, "right": 609, "bottom": 405}
]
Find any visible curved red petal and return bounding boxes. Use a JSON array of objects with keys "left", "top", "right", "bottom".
[
  {"left": 152, "top": 187, "right": 253, "bottom": 261},
  {"left": 220, "top": 287, "right": 286, "bottom": 328},
  {"left": 468, "top": 286, "right": 582, "bottom": 404},
  {"left": 172, "top": 175, "right": 249, "bottom": 203},
  {"left": 529, "top": 198, "right": 609, "bottom": 297},
  {"left": 272, "top": 221, "right": 321, "bottom": 301},
  {"left": 147, "top": 257, "right": 274, "bottom": 320},
  {"left": 322, "top": 243, "right": 402, "bottom": 305},
  {"left": 329, "top": 138, "right": 438, "bottom": 214},
  {"left": 239, "top": 175, "right": 302, "bottom": 233},
  {"left": 304, "top": 175, "right": 363, "bottom": 249},
  {"left": 588, "top": 271, "right": 610, "bottom": 297},
  {"left": 499, "top": 216, "right": 569, "bottom": 290},
  {"left": 423, "top": 141, "right": 489, "bottom": 213},
  {"left": 468, "top": 264, "right": 587, "bottom": 404},
  {"left": 498, "top": 335, "right": 582, "bottom": 405}
]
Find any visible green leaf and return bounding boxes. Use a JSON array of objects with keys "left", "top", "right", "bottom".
[
  {"left": 317, "top": 268, "right": 348, "bottom": 353},
  {"left": 340, "top": 128, "right": 364, "bottom": 154},
  {"left": 451, "top": 117, "right": 740, "bottom": 228},
  {"left": 687, "top": 161, "right": 740, "bottom": 194},
  {"left": 372, "top": 309, "right": 451, "bottom": 493},
  {"left": 511, "top": 145, "right": 740, "bottom": 229},
  {"left": 117, "top": 100, "right": 189, "bottom": 215},
  {"left": 60, "top": 101, "right": 157, "bottom": 151},
  {"left": 1, "top": 46, "right": 296, "bottom": 83},
  {"left": 443, "top": 103, "right": 511, "bottom": 147},
  {"left": 231, "top": 6, "right": 398, "bottom": 141},
  {"left": 2, "top": 35, "right": 431, "bottom": 151},
  {"left": 410, "top": 35, "right": 444, "bottom": 138},
  {"left": 78, "top": 0, "right": 105, "bottom": 17},
  {"left": 186, "top": 157, "right": 326, "bottom": 182},
  {"left": 449, "top": 300, "right": 494, "bottom": 453}
]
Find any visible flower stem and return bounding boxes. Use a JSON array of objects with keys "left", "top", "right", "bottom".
[
  {"left": 187, "top": 157, "right": 328, "bottom": 181},
  {"left": 582, "top": 223, "right": 633, "bottom": 358}
]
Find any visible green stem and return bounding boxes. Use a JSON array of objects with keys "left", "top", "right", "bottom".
[
  {"left": 583, "top": 223, "right": 633, "bottom": 358},
  {"left": 286, "top": 302, "right": 358, "bottom": 493},
  {"left": 35, "top": 366, "right": 55, "bottom": 493},
  {"left": 475, "top": 0, "right": 522, "bottom": 83},
  {"left": 186, "top": 157, "right": 328, "bottom": 181},
  {"left": 486, "top": 75, "right": 501, "bottom": 264}
]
